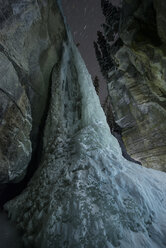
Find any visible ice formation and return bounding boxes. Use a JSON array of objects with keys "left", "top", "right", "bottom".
[{"left": 5, "top": 32, "right": 166, "bottom": 248}]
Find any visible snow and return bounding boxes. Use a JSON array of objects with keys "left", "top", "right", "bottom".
[{"left": 4, "top": 27, "right": 166, "bottom": 248}]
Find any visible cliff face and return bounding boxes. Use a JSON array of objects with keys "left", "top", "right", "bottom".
[
  {"left": 0, "top": 0, "right": 66, "bottom": 183},
  {"left": 2, "top": 1, "right": 166, "bottom": 248},
  {"left": 106, "top": 0, "right": 166, "bottom": 171}
]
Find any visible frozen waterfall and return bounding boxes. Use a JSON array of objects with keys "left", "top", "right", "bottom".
[{"left": 5, "top": 32, "right": 166, "bottom": 248}]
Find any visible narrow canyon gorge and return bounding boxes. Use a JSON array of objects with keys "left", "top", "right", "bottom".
[{"left": 0, "top": 0, "right": 166, "bottom": 247}]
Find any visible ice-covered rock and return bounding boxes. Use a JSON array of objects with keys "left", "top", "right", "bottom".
[
  {"left": 0, "top": 0, "right": 66, "bottom": 183},
  {"left": 4, "top": 29, "right": 166, "bottom": 247}
]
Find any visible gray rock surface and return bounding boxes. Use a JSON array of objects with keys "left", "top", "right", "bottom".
[
  {"left": 0, "top": 0, "right": 66, "bottom": 182},
  {"left": 0, "top": 50, "right": 32, "bottom": 183},
  {"left": 107, "top": 0, "right": 166, "bottom": 171}
]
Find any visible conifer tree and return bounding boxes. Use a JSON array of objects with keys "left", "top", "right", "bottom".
[
  {"left": 101, "top": 0, "right": 121, "bottom": 41},
  {"left": 93, "top": 76, "right": 100, "bottom": 95},
  {"left": 94, "top": 0, "right": 123, "bottom": 79}
]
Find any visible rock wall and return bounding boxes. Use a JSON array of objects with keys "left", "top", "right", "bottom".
[
  {"left": 107, "top": 0, "right": 166, "bottom": 171},
  {"left": 0, "top": 0, "right": 66, "bottom": 183},
  {"left": 4, "top": 2, "right": 166, "bottom": 247}
]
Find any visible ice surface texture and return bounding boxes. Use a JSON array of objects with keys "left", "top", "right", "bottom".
[{"left": 5, "top": 32, "right": 166, "bottom": 248}]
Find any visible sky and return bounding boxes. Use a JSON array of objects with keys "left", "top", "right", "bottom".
[{"left": 61, "top": 0, "right": 107, "bottom": 103}]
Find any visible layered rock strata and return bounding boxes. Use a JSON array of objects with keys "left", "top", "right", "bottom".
[{"left": 106, "top": 0, "right": 166, "bottom": 171}]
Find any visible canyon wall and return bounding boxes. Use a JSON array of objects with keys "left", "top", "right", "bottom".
[
  {"left": 2, "top": 1, "right": 166, "bottom": 247},
  {"left": 103, "top": 0, "right": 166, "bottom": 171},
  {"left": 0, "top": 0, "right": 66, "bottom": 183}
]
